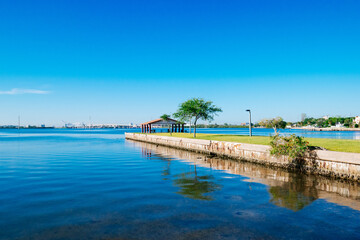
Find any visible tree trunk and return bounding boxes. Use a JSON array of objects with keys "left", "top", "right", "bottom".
[
  {"left": 273, "top": 126, "right": 277, "bottom": 135},
  {"left": 193, "top": 120, "right": 197, "bottom": 138},
  {"left": 189, "top": 120, "right": 192, "bottom": 134}
]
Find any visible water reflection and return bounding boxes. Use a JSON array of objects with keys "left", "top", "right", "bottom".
[
  {"left": 142, "top": 146, "right": 221, "bottom": 200},
  {"left": 173, "top": 167, "right": 221, "bottom": 201},
  {"left": 133, "top": 140, "right": 360, "bottom": 211},
  {"left": 268, "top": 175, "right": 318, "bottom": 211}
]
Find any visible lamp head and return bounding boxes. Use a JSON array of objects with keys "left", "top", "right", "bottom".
[{"left": 246, "top": 109, "right": 250, "bottom": 112}]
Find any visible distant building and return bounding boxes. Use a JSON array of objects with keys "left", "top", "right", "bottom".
[
  {"left": 322, "top": 115, "right": 329, "bottom": 120},
  {"left": 331, "top": 122, "right": 344, "bottom": 128},
  {"left": 354, "top": 116, "right": 360, "bottom": 125}
]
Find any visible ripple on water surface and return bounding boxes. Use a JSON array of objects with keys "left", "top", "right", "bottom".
[{"left": 0, "top": 129, "right": 360, "bottom": 240}]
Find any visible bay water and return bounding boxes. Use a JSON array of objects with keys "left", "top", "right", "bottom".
[{"left": 0, "top": 129, "right": 359, "bottom": 239}]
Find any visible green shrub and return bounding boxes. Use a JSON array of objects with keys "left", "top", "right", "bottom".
[
  {"left": 355, "top": 124, "right": 359, "bottom": 128},
  {"left": 270, "top": 134, "right": 309, "bottom": 160}
]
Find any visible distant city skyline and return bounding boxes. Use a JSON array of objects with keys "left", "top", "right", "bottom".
[{"left": 1, "top": 0, "right": 359, "bottom": 126}]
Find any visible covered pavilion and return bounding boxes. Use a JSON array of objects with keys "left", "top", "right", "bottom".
[{"left": 141, "top": 118, "right": 185, "bottom": 133}]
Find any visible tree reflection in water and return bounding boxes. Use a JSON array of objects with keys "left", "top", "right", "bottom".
[
  {"left": 139, "top": 142, "right": 360, "bottom": 211},
  {"left": 269, "top": 175, "right": 319, "bottom": 211},
  {"left": 142, "top": 147, "right": 222, "bottom": 200},
  {"left": 162, "top": 161, "right": 171, "bottom": 180},
  {"left": 173, "top": 165, "right": 221, "bottom": 200}
]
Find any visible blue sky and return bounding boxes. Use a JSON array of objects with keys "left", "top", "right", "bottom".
[{"left": 0, "top": 0, "right": 359, "bottom": 126}]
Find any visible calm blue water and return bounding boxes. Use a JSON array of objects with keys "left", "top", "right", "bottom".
[{"left": 0, "top": 129, "right": 360, "bottom": 239}]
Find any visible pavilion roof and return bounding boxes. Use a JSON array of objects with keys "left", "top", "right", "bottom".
[{"left": 141, "top": 118, "right": 180, "bottom": 125}]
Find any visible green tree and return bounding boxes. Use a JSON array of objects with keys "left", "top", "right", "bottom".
[
  {"left": 173, "top": 98, "right": 222, "bottom": 137},
  {"left": 259, "top": 117, "right": 287, "bottom": 134},
  {"left": 344, "top": 118, "right": 352, "bottom": 128},
  {"left": 316, "top": 118, "right": 326, "bottom": 128},
  {"left": 173, "top": 101, "right": 194, "bottom": 133},
  {"left": 160, "top": 114, "right": 171, "bottom": 134},
  {"left": 328, "top": 117, "right": 337, "bottom": 126},
  {"left": 160, "top": 114, "right": 170, "bottom": 121}
]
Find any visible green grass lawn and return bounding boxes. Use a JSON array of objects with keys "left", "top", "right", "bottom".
[{"left": 143, "top": 133, "right": 360, "bottom": 153}]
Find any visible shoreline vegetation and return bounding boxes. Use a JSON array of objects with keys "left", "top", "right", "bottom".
[
  {"left": 292, "top": 127, "right": 360, "bottom": 131},
  {"left": 140, "top": 133, "right": 360, "bottom": 154},
  {"left": 195, "top": 125, "right": 360, "bottom": 131}
]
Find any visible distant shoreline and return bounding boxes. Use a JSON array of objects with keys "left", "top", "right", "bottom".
[
  {"left": 292, "top": 127, "right": 360, "bottom": 132},
  {"left": 0, "top": 126, "right": 359, "bottom": 132},
  {"left": 197, "top": 126, "right": 360, "bottom": 132}
]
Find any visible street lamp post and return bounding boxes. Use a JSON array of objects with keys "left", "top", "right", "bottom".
[{"left": 246, "top": 109, "right": 252, "bottom": 137}]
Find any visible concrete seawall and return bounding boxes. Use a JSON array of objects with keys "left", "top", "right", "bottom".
[{"left": 125, "top": 133, "right": 360, "bottom": 181}]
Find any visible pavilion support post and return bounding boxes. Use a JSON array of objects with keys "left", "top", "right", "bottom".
[
  {"left": 182, "top": 124, "right": 184, "bottom": 132},
  {"left": 178, "top": 124, "right": 180, "bottom": 133},
  {"left": 149, "top": 124, "right": 152, "bottom": 133},
  {"left": 141, "top": 125, "right": 143, "bottom": 133}
]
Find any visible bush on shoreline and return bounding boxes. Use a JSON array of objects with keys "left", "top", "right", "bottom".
[{"left": 270, "top": 134, "right": 309, "bottom": 160}]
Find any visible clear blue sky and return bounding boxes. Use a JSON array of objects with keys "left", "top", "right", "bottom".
[{"left": 1, "top": 0, "right": 359, "bottom": 126}]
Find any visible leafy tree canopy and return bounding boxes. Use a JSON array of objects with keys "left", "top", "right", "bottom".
[
  {"left": 173, "top": 98, "right": 222, "bottom": 137},
  {"left": 160, "top": 114, "right": 171, "bottom": 121},
  {"left": 259, "top": 117, "right": 287, "bottom": 134}
]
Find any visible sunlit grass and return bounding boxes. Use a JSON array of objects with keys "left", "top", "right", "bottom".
[{"left": 141, "top": 132, "right": 360, "bottom": 153}]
